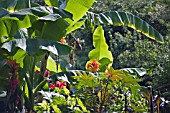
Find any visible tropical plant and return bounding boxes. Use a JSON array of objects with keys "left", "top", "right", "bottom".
[{"left": 0, "top": 0, "right": 168, "bottom": 112}]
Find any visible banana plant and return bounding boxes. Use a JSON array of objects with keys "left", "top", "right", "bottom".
[
  {"left": 0, "top": 0, "right": 95, "bottom": 112},
  {"left": 0, "top": 0, "right": 166, "bottom": 112}
]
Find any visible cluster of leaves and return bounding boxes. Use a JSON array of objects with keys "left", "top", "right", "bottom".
[
  {"left": 75, "top": 0, "right": 170, "bottom": 105},
  {"left": 34, "top": 86, "right": 88, "bottom": 113},
  {"left": 0, "top": 0, "right": 169, "bottom": 112}
]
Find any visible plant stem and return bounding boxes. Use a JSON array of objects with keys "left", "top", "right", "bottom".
[
  {"left": 99, "top": 76, "right": 110, "bottom": 113},
  {"left": 33, "top": 79, "right": 47, "bottom": 97},
  {"left": 124, "top": 92, "right": 128, "bottom": 113},
  {"left": 29, "top": 56, "right": 36, "bottom": 111}
]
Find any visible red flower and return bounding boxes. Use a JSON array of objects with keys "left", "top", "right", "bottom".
[
  {"left": 35, "top": 70, "right": 40, "bottom": 74},
  {"left": 86, "top": 59, "right": 100, "bottom": 72},
  {"left": 13, "top": 80, "right": 20, "bottom": 89},
  {"left": 55, "top": 81, "right": 61, "bottom": 88},
  {"left": 55, "top": 81, "right": 67, "bottom": 89},
  {"left": 44, "top": 70, "right": 50, "bottom": 77},
  {"left": 62, "top": 82, "right": 67, "bottom": 86},
  {"left": 49, "top": 83, "right": 55, "bottom": 89}
]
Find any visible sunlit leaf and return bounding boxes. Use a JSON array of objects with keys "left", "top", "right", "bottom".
[
  {"left": 99, "top": 11, "right": 164, "bottom": 43},
  {"left": 64, "top": 0, "right": 95, "bottom": 27},
  {"left": 88, "top": 26, "right": 113, "bottom": 71},
  {"left": 121, "top": 68, "right": 146, "bottom": 77},
  {"left": 1, "top": 39, "right": 71, "bottom": 55},
  {"left": 104, "top": 67, "right": 124, "bottom": 81},
  {"left": 44, "top": 0, "right": 59, "bottom": 7},
  {"left": 73, "top": 72, "right": 99, "bottom": 88}
]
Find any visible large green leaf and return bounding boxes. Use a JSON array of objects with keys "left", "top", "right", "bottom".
[
  {"left": 32, "top": 17, "right": 69, "bottom": 41},
  {"left": 0, "top": 6, "right": 49, "bottom": 42},
  {"left": 13, "top": 7, "right": 72, "bottom": 40},
  {"left": 11, "top": 49, "right": 26, "bottom": 67},
  {"left": 0, "top": 8, "right": 9, "bottom": 18},
  {"left": 66, "top": 19, "right": 85, "bottom": 34},
  {"left": 44, "top": 0, "right": 59, "bottom": 7},
  {"left": 41, "top": 0, "right": 95, "bottom": 35},
  {"left": 46, "top": 55, "right": 63, "bottom": 72},
  {"left": 64, "top": 0, "right": 95, "bottom": 34},
  {"left": 88, "top": 26, "right": 113, "bottom": 71},
  {"left": 0, "top": 15, "right": 35, "bottom": 43},
  {"left": 0, "top": 0, "right": 94, "bottom": 42},
  {"left": 0, "top": 0, "right": 30, "bottom": 12},
  {"left": 1, "top": 39, "right": 71, "bottom": 56},
  {"left": 98, "top": 11, "right": 164, "bottom": 43},
  {"left": 121, "top": 68, "right": 146, "bottom": 77},
  {"left": 0, "top": 6, "right": 73, "bottom": 42}
]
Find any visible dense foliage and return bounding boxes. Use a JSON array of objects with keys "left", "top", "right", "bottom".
[{"left": 0, "top": 0, "right": 169, "bottom": 112}]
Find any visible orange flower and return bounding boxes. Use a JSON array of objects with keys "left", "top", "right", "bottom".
[
  {"left": 60, "top": 38, "right": 66, "bottom": 44},
  {"left": 87, "top": 59, "right": 100, "bottom": 72}
]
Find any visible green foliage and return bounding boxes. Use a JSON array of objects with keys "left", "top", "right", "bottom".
[
  {"left": 44, "top": 0, "right": 59, "bottom": 7},
  {"left": 73, "top": 71, "right": 99, "bottom": 88},
  {"left": 0, "top": 0, "right": 169, "bottom": 112},
  {"left": 0, "top": 0, "right": 30, "bottom": 11},
  {"left": 2, "top": 38, "right": 71, "bottom": 55},
  {"left": 88, "top": 26, "right": 113, "bottom": 71},
  {"left": 99, "top": 11, "right": 164, "bottom": 43}
]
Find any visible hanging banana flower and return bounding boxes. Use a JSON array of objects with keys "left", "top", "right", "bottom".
[{"left": 67, "top": 34, "right": 82, "bottom": 66}]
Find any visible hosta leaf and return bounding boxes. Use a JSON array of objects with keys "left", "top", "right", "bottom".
[{"left": 99, "top": 11, "right": 164, "bottom": 43}]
